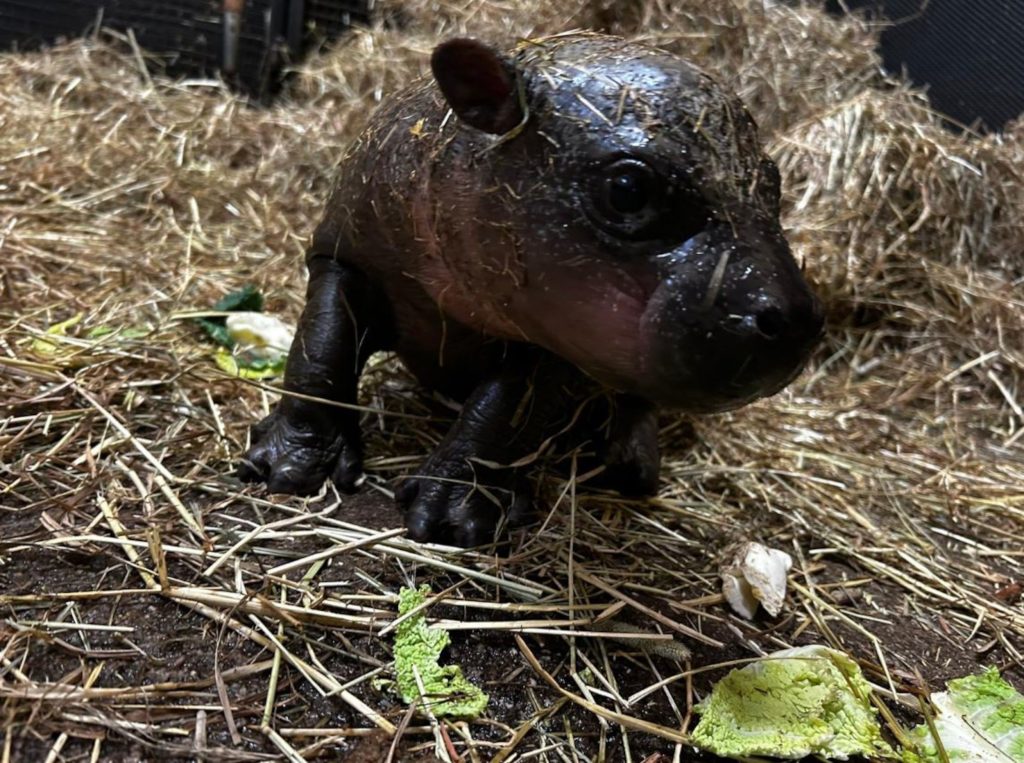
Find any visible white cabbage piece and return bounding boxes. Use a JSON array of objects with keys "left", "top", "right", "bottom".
[{"left": 720, "top": 542, "right": 793, "bottom": 618}]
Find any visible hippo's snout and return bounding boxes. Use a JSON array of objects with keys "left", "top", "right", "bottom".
[
  {"left": 707, "top": 279, "right": 824, "bottom": 400},
  {"left": 726, "top": 302, "right": 802, "bottom": 341},
  {"left": 638, "top": 227, "right": 824, "bottom": 412}
]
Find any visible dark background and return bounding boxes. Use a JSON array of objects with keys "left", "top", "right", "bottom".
[
  {"left": 0, "top": 0, "right": 368, "bottom": 97},
  {"left": 826, "top": 0, "right": 1024, "bottom": 131}
]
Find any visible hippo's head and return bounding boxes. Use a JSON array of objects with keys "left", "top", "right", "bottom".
[{"left": 428, "top": 34, "right": 824, "bottom": 412}]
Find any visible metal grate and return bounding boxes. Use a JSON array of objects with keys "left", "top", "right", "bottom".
[
  {"left": 306, "top": 0, "right": 366, "bottom": 40},
  {"left": 0, "top": 0, "right": 370, "bottom": 98},
  {"left": 826, "top": 0, "right": 1024, "bottom": 132}
]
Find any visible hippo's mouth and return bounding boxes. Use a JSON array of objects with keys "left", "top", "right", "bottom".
[
  {"left": 622, "top": 267, "right": 824, "bottom": 411},
  {"left": 621, "top": 344, "right": 809, "bottom": 413}
]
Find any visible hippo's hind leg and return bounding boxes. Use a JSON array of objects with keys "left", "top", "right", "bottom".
[
  {"left": 551, "top": 394, "right": 661, "bottom": 497},
  {"left": 238, "top": 255, "right": 392, "bottom": 495},
  {"left": 598, "top": 395, "right": 661, "bottom": 497},
  {"left": 397, "top": 348, "right": 586, "bottom": 547}
]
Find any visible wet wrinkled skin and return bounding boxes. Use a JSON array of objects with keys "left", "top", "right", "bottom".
[{"left": 238, "top": 33, "right": 824, "bottom": 546}]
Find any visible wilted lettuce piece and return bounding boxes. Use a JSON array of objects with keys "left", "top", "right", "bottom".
[
  {"left": 196, "top": 285, "right": 264, "bottom": 347},
  {"left": 85, "top": 326, "right": 150, "bottom": 340},
  {"left": 30, "top": 313, "right": 83, "bottom": 355},
  {"left": 692, "top": 645, "right": 896, "bottom": 760},
  {"left": 225, "top": 312, "right": 294, "bottom": 361},
  {"left": 394, "top": 585, "right": 488, "bottom": 719},
  {"left": 211, "top": 312, "right": 294, "bottom": 378},
  {"left": 195, "top": 287, "right": 293, "bottom": 377},
  {"left": 30, "top": 315, "right": 150, "bottom": 365},
  {"left": 904, "top": 668, "right": 1024, "bottom": 762},
  {"left": 213, "top": 348, "right": 286, "bottom": 380}
]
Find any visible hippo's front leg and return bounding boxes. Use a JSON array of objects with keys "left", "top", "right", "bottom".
[
  {"left": 397, "top": 350, "right": 583, "bottom": 547},
  {"left": 237, "top": 255, "right": 391, "bottom": 495}
]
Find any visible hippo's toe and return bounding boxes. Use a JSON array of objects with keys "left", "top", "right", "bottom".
[
  {"left": 237, "top": 406, "right": 363, "bottom": 496},
  {"left": 396, "top": 452, "right": 529, "bottom": 547}
]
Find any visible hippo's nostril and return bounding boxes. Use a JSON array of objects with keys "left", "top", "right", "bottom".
[{"left": 754, "top": 307, "right": 786, "bottom": 339}]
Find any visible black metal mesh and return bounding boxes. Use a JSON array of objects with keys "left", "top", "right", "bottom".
[
  {"left": 826, "top": 0, "right": 1024, "bottom": 132},
  {"left": 0, "top": 0, "right": 369, "bottom": 98},
  {"left": 306, "top": 0, "right": 364, "bottom": 39}
]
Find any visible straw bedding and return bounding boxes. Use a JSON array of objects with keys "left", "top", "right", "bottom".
[{"left": 1, "top": 0, "right": 1022, "bottom": 760}]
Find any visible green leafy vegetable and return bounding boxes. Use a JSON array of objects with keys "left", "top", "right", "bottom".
[
  {"left": 195, "top": 285, "right": 264, "bottom": 347},
  {"left": 213, "top": 348, "right": 286, "bottom": 380},
  {"left": 30, "top": 313, "right": 83, "bottom": 355},
  {"left": 692, "top": 644, "right": 896, "bottom": 760},
  {"left": 31, "top": 315, "right": 150, "bottom": 364},
  {"left": 194, "top": 286, "right": 292, "bottom": 378},
  {"left": 904, "top": 668, "right": 1024, "bottom": 762},
  {"left": 393, "top": 585, "right": 488, "bottom": 720}
]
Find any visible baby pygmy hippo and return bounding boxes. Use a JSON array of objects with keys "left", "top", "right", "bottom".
[{"left": 238, "top": 33, "right": 824, "bottom": 546}]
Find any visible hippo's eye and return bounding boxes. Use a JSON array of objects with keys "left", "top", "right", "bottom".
[
  {"left": 588, "top": 158, "right": 664, "bottom": 239},
  {"left": 584, "top": 157, "right": 709, "bottom": 246},
  {"left": 605, "top": 164, "right": 653, "bottom": 215}
]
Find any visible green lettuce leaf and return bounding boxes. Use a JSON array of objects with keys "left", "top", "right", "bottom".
[
  {"left": 195, "top": 285, "right": 263, "bottom": 347},
  {"left": 393, "top": 585, "right": 488, "bottom": 720},
  {"left": 904, "top": 668, "right": 1024, "bottom": 762},
  {"left": 692, "top": 644, "right": 896, "bottom": 760}
]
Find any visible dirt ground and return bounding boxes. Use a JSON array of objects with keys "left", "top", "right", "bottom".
[{"left": 4, "top": 447, "right": 1021, "bottom": 761}]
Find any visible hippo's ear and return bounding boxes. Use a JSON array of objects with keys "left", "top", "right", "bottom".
[{"left": 431, "top": 38, "right": 524, "bottom": 135}]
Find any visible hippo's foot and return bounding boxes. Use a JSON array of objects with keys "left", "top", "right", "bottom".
[
  {"left": 237, "top": 404, "right": 363, "bottom": 496},
  {"left": 600, "top": 422, "right": 660, "bottom": 497},
  {"left": 590, "top": 396, "right": 661, "bottom": 497},
  {"left": 396, "top": 447, "right": 532, "bottom": 547}
]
